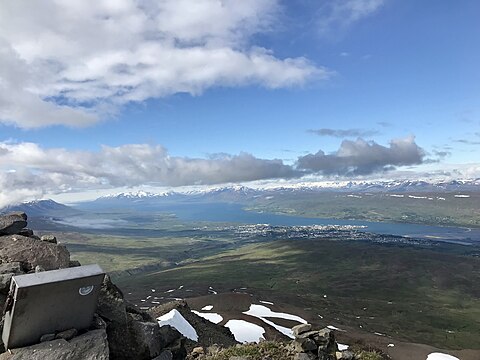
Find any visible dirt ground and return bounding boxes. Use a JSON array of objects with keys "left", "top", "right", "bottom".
[{"left": 124, "top": 284, "right": 479, "bottom": 360}]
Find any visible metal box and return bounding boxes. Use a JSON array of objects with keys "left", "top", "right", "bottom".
[{"left": 2, "top": 264, "right": 105, "bottom": 349}]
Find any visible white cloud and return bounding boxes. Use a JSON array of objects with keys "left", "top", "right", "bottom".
[
  {"left": 0, "top": 141, "right": 297, "bottom": 207},
  {"left": 317, "top": 0, "right": 385, "bottom": 36},
  {"left": 0, "top": 0, "right": 326, "bottom": 128}
]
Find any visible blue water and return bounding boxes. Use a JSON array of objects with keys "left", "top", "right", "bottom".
[{"left": 145, "top": 202, "right": 480, "bottom": 243}]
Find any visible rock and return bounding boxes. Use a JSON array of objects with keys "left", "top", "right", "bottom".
[
  {"left": 40, "top": 235, "right": 57, "bottom": 244},
  {"left": 55, "top": 328, "right": 78, "bottom": 341},
  {"left": 336, "top": 351, "right": 354, "bottom": 360},
  {"left": 0, "top": 273, "right": 13, "bottom": 293},
  {"left": 69, "top": 260, "right": 81, "bottom": 267},
  {"left": 292, "top": 338, "right": 317, "bottom": 352},
  {"left": 96, "top": 274, "right": 126, "bottom": 324},
  {"left": 0, "top": 329, "right": 109, "bottom": 360},
  {"left": 229, "top": 357, "right": 248, "bottom": 360},
  {"left": 153, "top": 350, "right": 173, "bottom": 360},
  {"left": 159, "top": 325, "right": 182, "bottom": 347},
  {"left": 168, "top": 337, "right": 187, "bottom": 360},
  {"left": 0, "top": 235, "right": 70, "bottom": 271},
  {"left": 313, "top": 328, "right": 334, "bottom": 349},
  {"left": 130, "top": 320, "right": 165, "bottom": 358},
  {"left": 39, "top": 333, "right": 56, "bottom": 342},
  {"left": 0, "top": 213, "right": 27, "bottom": 236},
  {"left": 97, "top": 276, "right": 176, "bottom": 360},
  {"left": 34, "top": 265, "right": 45, "bottom": 273},
  {"left": 17, "top": 229, "right": 33, "bottom": 237},
  {"left": 89, "top": 313, "right": 107, "bottom": 330},
  {"left": 293, "top": 323, "right": 312, "bottom": 337},
  {"left": 0, "top": 262, "right": 23, "bottom": 275},
  {"left": 192, "top": 346, "right": 204, "bottom": 356},
  {"left": 296, "top": 330, "right": 323, "bottom": 339},
  {"left": 294, "top": 353, "right": 317, "bottom": 360}
]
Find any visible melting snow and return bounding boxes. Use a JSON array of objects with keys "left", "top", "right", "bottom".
[
  {"left": 165, "top": 289, "right": 175, "bottom": 293},
  {"left": 225, "top": 320, "right": 265, "bottom": 343},
  {"left": 338, "top": 343, "right": 349, "bottom": 351},
  {"left": 387, "top": 344, "right": 395, "bottom": 347},
  {"left": 243, "top": 304, "right": 307, "bottom": 323},
  {"left": 426, "top": 353, "right": 459, "bottom": 360},
  {"left": 327, "top": 325, "right": 345, "bottom": 331},
  {"left": 390, "top": 194, "right": 404, "bottom": 198},
  {"left": 259, "top": 300, "right": 274, "bottom": 305},
  {"left": 192, "top": 310, "right": 223, "bottom": 324},
  {"left": 157, "top": 309, "right": 198, "bottom": 341},
  {"left": 454, "top": 194, "right": 470, "bottom": 198},
  {"left": 243, "top": 304, "right": 307, "bottom": 339},
  {"left": 201, "top": 305, "right": 214, "bottom": 311}
]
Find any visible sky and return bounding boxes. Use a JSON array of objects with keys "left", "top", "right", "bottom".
[{"left": 0, "top": 0, "right": 479, "bottom": 205}]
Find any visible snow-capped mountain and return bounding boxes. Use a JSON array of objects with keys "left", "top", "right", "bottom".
[
  {"left": 89, "top": 179, "right": 480, "bottom": 206},
  {"left": 1, "top": 199, "right": 80, "bottom": 217}
]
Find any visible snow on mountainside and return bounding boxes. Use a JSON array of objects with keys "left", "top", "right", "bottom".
[
  {"left": 95, "top": 179, "right": 480, "bottom": 202},
  {"left": 1, "top": 199, "right": 80, "bottom": 217}
]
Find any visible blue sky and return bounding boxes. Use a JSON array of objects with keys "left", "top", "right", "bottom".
[{"left": 0, "top": 0, "right": 479, "bottom": 204}]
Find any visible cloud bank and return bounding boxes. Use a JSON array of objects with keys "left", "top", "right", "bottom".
[
  {"left": 297, "top": 136, "right": 425, "bottom": 175},
  {"left": 0, "top": 0, "right": 326, "bottom": 128},
  {"left": 0, "top": 136, "right": 429, "bottom": 207}
]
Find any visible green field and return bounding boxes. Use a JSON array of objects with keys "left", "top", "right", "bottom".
[
  {"left": 117, "top": 238, "right": 480, "bottom": 350},
  {"left": 247, "top": 191, "right": 480, "bottom": 228}
]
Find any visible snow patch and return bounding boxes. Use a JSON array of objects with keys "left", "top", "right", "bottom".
[
  {"left": 327, "top": 325, "right": 345, "bottom": 331},
  {"left": 225, "top": 320, "right": 265, "bottom": 343},
  {"left": 192, "top": 310, "right": 223, "bottom": 324},
  {"left": 426, "top": 353, "right": 459, "bottom": 360},
  {"left": 337, "top": 343, "right": 349, "bottom": 351},
  {"left": 259, "top": 300, "right": 274, "bottom": 305},
  {"left": 201, "top": 305, "right": 214, "bottom": 311},
  {"left": 243, "top": 304, "right": 307, "bottom": 324},
  {"left": 157, "top": 309, "right": 198, "bottom": 341}
]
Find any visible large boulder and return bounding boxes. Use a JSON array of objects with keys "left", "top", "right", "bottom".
[
  {"left": 0, "top": 235, "right": 70, "bottom": 271},
  {"left": 0, "top": 213, "right": 27, "bottom": 236},
  {"left": 97, "top": 275, "right": 169, "bottom": 360},
  {"left": 0, "top": 329, "right": 109, "bottom": 360}
]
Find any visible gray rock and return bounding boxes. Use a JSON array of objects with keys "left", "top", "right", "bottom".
[
  {"left": 89, "top": 313, "right": 107, "bottom": 330},
  {"left": 39, "top": 333, "right": 56, "bottom": 342},
  {"left": 293, "top": 323, "right": 312, "bottom": 337},
  {"left": 153, "top": 350, "right": 173, "bottom": 360},
  {"left": 0, "top": 329, "right": 108, "bottom": 360},
  {"left": 0, "top": 235, "right": 70, "bottom": 271},
  {"left": 17, "top": 229, "right": 34, "bottom": 237},
  {"left": 40, "top": 235, "right": 57, "bottom": 244},
  {"left": 313, "top": 328, "right": 334, "bottom": 348},
  {"left": 294, "top": 353, "right": 317, "bottom": 360},
  {"left": 159, "top": 325, "right": 182, "bottom": 347},
  {"left": 0, "top": 273, "right": 13, "bottom": 293},
  {"left": 336, "top": 351, "right": 354, "bottom": 360},
  {"left": 131, "top": 320, "right": 164, "bottom": 358},
  {"left": 292, "top": 338, "right": 317, "bottom": 352},
  {"left": 55, "top": 328, "right": 78, "bottom": 341},
  {"left": 69, "top": 260, "right": 81, "bottom": 267},
  {"left": 0, "top": 213, "right": 27, "bottom": 236},
  {"left": 0, "top": 262, "right": 23, "bottom": 275}
]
